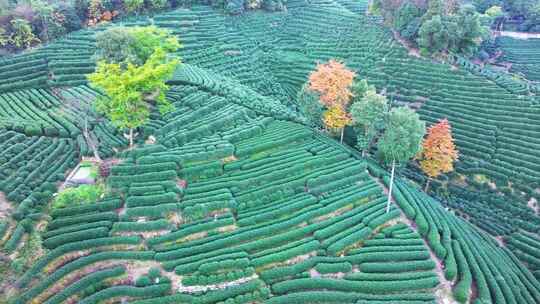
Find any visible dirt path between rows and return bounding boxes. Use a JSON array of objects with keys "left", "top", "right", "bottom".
[
  {"left": 495, "top": 31, "right": 540, "bottom": 39},
  {"left": 0, "top": 192, "right": 12, "bottom": 218}
]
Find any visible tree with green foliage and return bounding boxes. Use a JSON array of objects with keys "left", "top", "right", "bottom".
[
  {"left": 473, "top": 0, "right": 502, "bottom": 14},
  {"left": 95, "top": 26, "right": 180, "bottom": 66},
  {"left": 485, "top": 5, "right": 503, "bottom": 17},
  {"left": 0, "top": 28, "right": 8, "bottom": 47},
  {"left": 297, "top": 84, "right": 324, "bottom": 128},
  {"left": 52, "top": 184, "right": 105, "bottom": 209},
  {"left": 373, "top": 0, "right": 486, "bottom": 57},
  {"left": 90, "top": 26, "right": 180, "bottom": 147},
  {"left": 377, "top": 107, "right": 425, "bottom": 213},
  {"left": 88, "top": 48, "right": 180, "bottom": 147},
  {"left": 394, "top": 2, "right": 423, "bottom": 39},
  {"left": 95, "top": 27, "right": 137, "bottom": 64},
  {"left": 124, "top": 0, "right": 145, "bottom": 13},
  {"left": 350, "top": 89, "right": 388, "bottom": 156},
  {"left": 455, "top": 5, "right": 486, "bottom": 51},
  {"left": 417, "top": 15, "right": 447, "bottom": 54},
  {"left": 418, "top": 4, "right": 485, "bottom": 56},
  {"left": 8, "top": 18, "right": 40, "bottom": 50},
  {"left": 30, "top": 0, "right": 69, "bottom": 42}
]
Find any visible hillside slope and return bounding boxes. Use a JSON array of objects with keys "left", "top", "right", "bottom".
[
  {"left": 1, "top": 0, "right": 540, "bottom": 303},
  {"left": 5, "top": 64, "right": 539, "bottom": 303},
  {"left": 1, "top": 0, "right": 539, "bottom": 202}
]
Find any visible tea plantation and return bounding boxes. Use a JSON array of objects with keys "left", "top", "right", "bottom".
[{"left": 1, "top": 0, "right": 540, "bottom": 303}]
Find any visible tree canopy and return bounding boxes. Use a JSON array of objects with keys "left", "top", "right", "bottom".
[
  {"left": 88, "top": 25, "right": 180, "bottom": 147},
  {"left": 377, "top": 107, "right": 426, "bottom": 165},
  {"left": 419, "top": 118, "right": 459, "bottom": 191},
  {"left": 297, "top": 84, "right": 324, "bottom": 128},
  {"left": 373, "top": 0, "right": 487, "bottom": 57},
  {"left": 88, "top": 48, "right": 179, "bottom": 146},
  {"left": 350, "top": 89, "right": 388, "bottom": 154},
  {"left": 323, "top": 106, "right": 351, "bottom": 131},
  {"left": 95, "top": 26, "right": 180, "bottom": 66},
  {"left": 308, "top": 59, "right": 356, "bottom": 109},
  {"left": 306, "top": 59, "right": 356, "bottom": 143}
]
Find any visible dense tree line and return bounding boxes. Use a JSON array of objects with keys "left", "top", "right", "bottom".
[
  {"left": 372, "top": 0, "right": 489, "bottom": 57},
  {"left": 0, "top": 0, "right": 284, "bottom": 54},
  {"left": 473, "top": 0, "right": 540, "bottom": 31}
]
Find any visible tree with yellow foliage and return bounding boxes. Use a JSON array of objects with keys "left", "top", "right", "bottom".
[
  {"left": 419, "top": 118, "right": 459, "bottom": 192},
  {"left": 323, "top": 106, "right": 352, "bottom": 143}
]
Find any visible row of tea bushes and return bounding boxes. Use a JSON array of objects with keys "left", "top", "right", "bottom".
[
  {"left": 387, "top": 176, "right": 540, "bottom": 304},
  {"left": 505, "top": 232, "right": 540, "bottom": 281},
  {"left": 496, "top": 36, "right": 540, "bottom": 82},
  {"left": 0, "top": 131, "right": 77, "bottom": 205},
  {"left": 261, "top": 222, "right": 439, "bottom": 303},
  {"left": 0, "top": 88, "right": 80, "bottom": 137},
  {"left": 0, "top": 53, "right": 48, "bottom": 92}
]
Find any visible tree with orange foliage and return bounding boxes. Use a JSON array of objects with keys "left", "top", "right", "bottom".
[
  {"left": 419, "top": 118, "right": 459, "bottom": 192},
  {"left": 308, "top": 59, "right": 356, "bottom": 109},
  {"left": 308, "top": 59, "right": 355, "bottom": 143},
  {"left": 323, "top": 106, "right": 351, "bottom": 143}
]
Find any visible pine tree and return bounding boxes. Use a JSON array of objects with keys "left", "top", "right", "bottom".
[{"left": 419, "top": 118, "right": 459, "bottom": 192}]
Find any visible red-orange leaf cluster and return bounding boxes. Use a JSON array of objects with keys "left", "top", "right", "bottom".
[
  {"left": 419, "top": 118, "right": 459, "bottom": 178},
  {"left": 308, "top": 60, "right": 356, "bottom": 109}
]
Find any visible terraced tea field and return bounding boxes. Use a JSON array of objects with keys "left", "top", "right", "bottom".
[
  {"left": 495, "top": 36, "right": 540, "bottom": 82},
  {"left": 1, "top": 0, "right": 540, "bottom": 303}
]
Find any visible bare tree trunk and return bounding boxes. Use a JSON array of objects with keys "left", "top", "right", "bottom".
[
  {"left": 83, "top": 117, "right": 101, "bottom": 162},
  {"left": 424, "top": 178, "right": 431, "bottom": 193},
  {"left": 340, "top": 128, "right": 344, "bottom": 144},
  {"left": 385, "top": 159, "right": 395, "bottom": 214},
  {"left": 362, "top": 127, "right": 368, "bottom": 157},
  {"left": 129, "top": 128, "right": 134, "bottom": 148}
]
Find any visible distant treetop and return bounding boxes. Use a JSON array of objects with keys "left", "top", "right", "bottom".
[
  {"left": 95, "top": 26, "right": 181, "bottom": 66},
  {"left": 372, "top": 0, "right": 488, "bottom": 57}
]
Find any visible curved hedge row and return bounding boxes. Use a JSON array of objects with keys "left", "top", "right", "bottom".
[
  {"left": 16, "top": 251, "right": 155, "bottom": 304},
  {"left": 42, "top": 226, "right": 110, "bottom": 249},
  {"left": 266, "top": 292, "right": 436, "bottom": 304},
  {"left": 183, "top": 268, "right": 255, "bottom": 286},
  {"left": 18, "top": 236, "right": 142, "bottom": 287},
  {"left": 78, "top": 283, "right": 171, "bottom": 304},
  {"left": 272, "top": 277, "right": 440, "bottom": 294},
  {"left": 43, "top": 266, "right": 125, "bottom": 304}
]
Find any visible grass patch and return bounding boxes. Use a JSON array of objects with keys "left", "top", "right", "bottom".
[{"left": 52, "top": 184, "right": 105, "bottom": 209}]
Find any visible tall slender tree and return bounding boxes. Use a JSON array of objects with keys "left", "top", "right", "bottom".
[
  {"left": 378, "top": 107, "right": 425, "bottom": 213},
  {"left": 419, "top": 118, "right": 459, "bottom": 192},
  {"left": 350, "top": 89, "right": 388, "bottom": 156}
]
